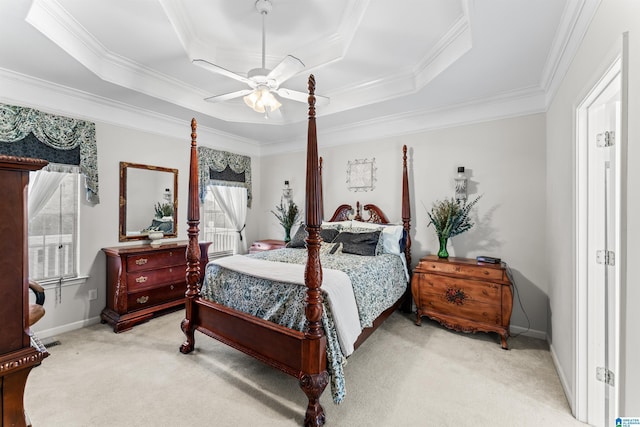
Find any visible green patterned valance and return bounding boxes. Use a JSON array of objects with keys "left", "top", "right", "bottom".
[
  {"left": 198, "top": 146, "right": 252, "bottom": 207},
  {"left": 0, "top": 103, "right": 99, "bottom": 204}
]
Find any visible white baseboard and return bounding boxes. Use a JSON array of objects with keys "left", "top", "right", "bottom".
[
  {"left": 34, "top": 316, "right": 102, "bottom": 340},
  {"left": 511, "top": 324, "right": 547, "bottom": 340},
  {"left": 548, "top": 339, "right": 576, "bottom": 418}
]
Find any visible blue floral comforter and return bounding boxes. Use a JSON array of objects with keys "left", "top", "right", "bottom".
[{"left": 199, "top": 248, "right": 407, "bottom": 404}]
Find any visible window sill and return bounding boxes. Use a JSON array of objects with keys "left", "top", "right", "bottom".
[{"left": 38, "top": 276, "right": 89, "bottom": 289}]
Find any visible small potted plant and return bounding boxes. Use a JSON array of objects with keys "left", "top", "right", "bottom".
[
  {"left": 271, "top": 200, "right": 301, "bottom": 243},
  {"left": 427, "top": 195, "right": 481, "bottom": 258},
  {"left": 154, "top": 202, "right": 174, "bottom": 219}
]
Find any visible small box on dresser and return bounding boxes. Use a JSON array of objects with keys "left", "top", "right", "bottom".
[
  {"left": 101, "top": 241, "right": 210, "bottom": 332},
  {"left": 412, "top": 255, "right": 513, "bottom": 349}
]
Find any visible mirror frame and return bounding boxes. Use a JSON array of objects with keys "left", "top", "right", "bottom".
[{"left": 119, "top": 162, "right": 178, "bottom": 242}]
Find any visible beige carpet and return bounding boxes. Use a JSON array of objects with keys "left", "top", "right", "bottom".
[{"left": 25, "top": 310, "right": 587, "bottom": 427}]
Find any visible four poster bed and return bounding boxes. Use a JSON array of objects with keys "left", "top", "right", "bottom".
[{"left": 180, "top": 75, "right": 411, "bottom": 426}]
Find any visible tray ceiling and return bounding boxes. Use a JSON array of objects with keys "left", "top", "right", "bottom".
[{"left": 0, "top": 0, "right": 596, "bottom": 153}]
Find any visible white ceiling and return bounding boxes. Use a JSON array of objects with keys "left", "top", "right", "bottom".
[{"left": 0, "top": 0, "right": 597, "bottom": 155}]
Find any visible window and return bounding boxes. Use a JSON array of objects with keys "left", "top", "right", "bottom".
[
  {"left": 202, "top": 186, "right": 237, "bottom": 258},
  {"left": 28, "top": 172, "right": 80, "bottom": 282}
]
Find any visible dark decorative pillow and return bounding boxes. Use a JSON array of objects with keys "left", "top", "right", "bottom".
[
  {"left": 332, "top": 230, "right": 381, "bottom": 256},
  {"left": 320, "top": 227, "right": 340, "bottom": 243},
  {"left": 399, "top": 228, "right": 408, "bottom": 253},
  {"left": 286, "top": 225, "right": 307, "bottom": 248},
  {"left": 286, "top": 225, "right": 340, "bottom": 248}
]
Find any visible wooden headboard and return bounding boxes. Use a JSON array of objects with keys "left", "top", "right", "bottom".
[{"left": 328, "top": 202, "right": 390, "bottom": 224}]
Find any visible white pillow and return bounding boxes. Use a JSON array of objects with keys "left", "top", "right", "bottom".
[{"left": 352, "top": 221, "right": 404, "bottom": 255}]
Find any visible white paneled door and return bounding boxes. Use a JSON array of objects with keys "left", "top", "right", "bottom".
[{"left": 577, "top": 59, "right": 621, "bottom": 427}]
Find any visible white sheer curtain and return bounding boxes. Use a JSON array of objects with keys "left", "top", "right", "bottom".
[
  {"left": 28, "top": 170, "right": 66, "bottom": 222},
  {"left": 210, "top": 185, "right": 248, "bottom": 254}
]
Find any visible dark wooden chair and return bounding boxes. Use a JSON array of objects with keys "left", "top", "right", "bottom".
[{"left": 28, "top": 280, "right": 46, "bottom": 327}]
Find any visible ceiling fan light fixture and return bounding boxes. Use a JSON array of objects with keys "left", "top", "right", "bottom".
[{"left": 243, "top": 87, "right": 281, "bottom": 113}]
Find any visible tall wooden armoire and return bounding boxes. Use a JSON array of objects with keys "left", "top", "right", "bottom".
[{"left": 0, "top": 155, "right": 49, "bottom": 426}]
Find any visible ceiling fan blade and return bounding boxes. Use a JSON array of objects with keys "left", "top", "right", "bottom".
[
  {"left": 193, "top": 59, "right": 252, "bottom": 85},
  {"left": 275, "top": 88, "right": 330, "bottom": 106},
  {"left": 204, "top": 89, "right": 254, "bottom": 103},
  {"left": 267, "top": 55, "right": 305, "bottom": 85},
  {"left": 266, "top": 107, "right": 283, "bottom": 121}
]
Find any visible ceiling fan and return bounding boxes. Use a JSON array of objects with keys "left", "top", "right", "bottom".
[{"left": 193, "top": 0, "right": 329, "bottom": 117}]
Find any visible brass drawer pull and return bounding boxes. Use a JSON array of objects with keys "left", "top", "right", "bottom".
[
  {"left": 170, "top": 285, "right": 174, "bottom": 290},
  {"left": 135, "top": 258, "right": 148, "bottom": 265},
  {"left": 135, "top": 276, "right": 148, "bottom": 283},
  {"left": 136, "top": 296, "right": 149, "bottom": 304}
]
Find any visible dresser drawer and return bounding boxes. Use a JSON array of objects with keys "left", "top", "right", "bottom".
[
  {"left": 414, "top": 274, "right": 502, "bottom": 306},
  {"left": 127, "top": 282, "right": 185, "bottom": 312},
  {"left": 415, "top": 259, "right": 505, "bottom": 281},
  {"left": 421, "top": 294, "right": 502, "bottom": 326},
  {"left": 127, "top": 265, "right": 185, "bottom": 291},
  {"left": 126, "top": 249, "right": 185, "bottom": 272}
]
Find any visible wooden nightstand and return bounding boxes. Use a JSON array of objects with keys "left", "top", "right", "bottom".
[
  {"left": 412, "top": 255, "right": 513, "bottom": 349},
  {"left": 249, "top": 239, "right": 286, "bottom": 253}
]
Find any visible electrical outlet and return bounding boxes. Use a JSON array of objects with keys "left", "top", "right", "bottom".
[{"left": 88, "top": 289, "right": 98, "bottom": 300}]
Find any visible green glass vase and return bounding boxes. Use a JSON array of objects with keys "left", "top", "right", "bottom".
[
  {"left": 437, "top": 235, "right": 449, "bottom": 258},
  {"left": 284, "top": 228, "right": 291, "bottom": 244}
]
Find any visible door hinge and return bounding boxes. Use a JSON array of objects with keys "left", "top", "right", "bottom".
[
  {"left": 596, "top": 131, "right": 615, "bottom": 147},
  {"left": 596, "top": 250, "right": 615, "bottom": 266},
  {"left": 596, "top": 367, "right": 615, "bottom": 386}
]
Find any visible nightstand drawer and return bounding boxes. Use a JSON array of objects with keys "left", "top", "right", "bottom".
[
  {"left": 420, "top": 292, "right": 502, "bottom": 326},
  {"left": 415, "top": 258, "right": 505, "bottom": 281},
  {"left": 414, "top": 274, "right": 502, "bottom": 306}
]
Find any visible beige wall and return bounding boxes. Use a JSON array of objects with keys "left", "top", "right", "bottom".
[
  {"left": 260, "top": 114, "right": 549, "bottom": 336},
  {"left": 546, "top": 0, "right": 640, "bottom": 416}
]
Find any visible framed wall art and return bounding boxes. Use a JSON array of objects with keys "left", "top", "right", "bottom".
[{"left": 346, "top": 158, "right": 376, "bottom": 192}]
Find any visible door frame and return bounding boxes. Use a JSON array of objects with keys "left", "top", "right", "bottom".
[{"left": 574, "top": 34, "right": 628, "bottom": 424}]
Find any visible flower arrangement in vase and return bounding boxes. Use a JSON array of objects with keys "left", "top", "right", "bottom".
[
  {"left": 271, "top": 200, "right": 301, "bottom": 243},
  {"left": 427, "top": 195, "right": 481, "bottom": 258}
]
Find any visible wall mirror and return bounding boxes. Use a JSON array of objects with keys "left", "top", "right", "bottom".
[{"left": 119, "top": 162, "right": 178, "bottom": 241}]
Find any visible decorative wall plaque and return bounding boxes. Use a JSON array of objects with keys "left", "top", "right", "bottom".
[{"left": 346, "top": 158, "right": 376, "bottom": 192}]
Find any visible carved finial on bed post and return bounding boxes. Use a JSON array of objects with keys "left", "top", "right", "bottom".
[{"left": 180, "top": 118, "right": 201, "bottom": 354}]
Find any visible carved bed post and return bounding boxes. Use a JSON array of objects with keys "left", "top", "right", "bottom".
[
  {"left": 180, "top": 118, "right": 201, "bottom": 354},
  {"left": 300, "top": 74, "right": 329, "bottom": 427},
  {"left": 319, "top": 156, "right": 324, "bottom": 221},
  {"left": 401, "top": 144, "right": 413, "bottom": 312}
]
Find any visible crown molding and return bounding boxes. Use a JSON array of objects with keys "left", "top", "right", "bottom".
[
  {"left": 0, "top": 68, "right": 260, "bottom": 157},
  {"left": 540, "top": 0, "right": 602, "bottom": 108},
  {"left": 260, "top": 85, "right": 547, "bottom": 156}
]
